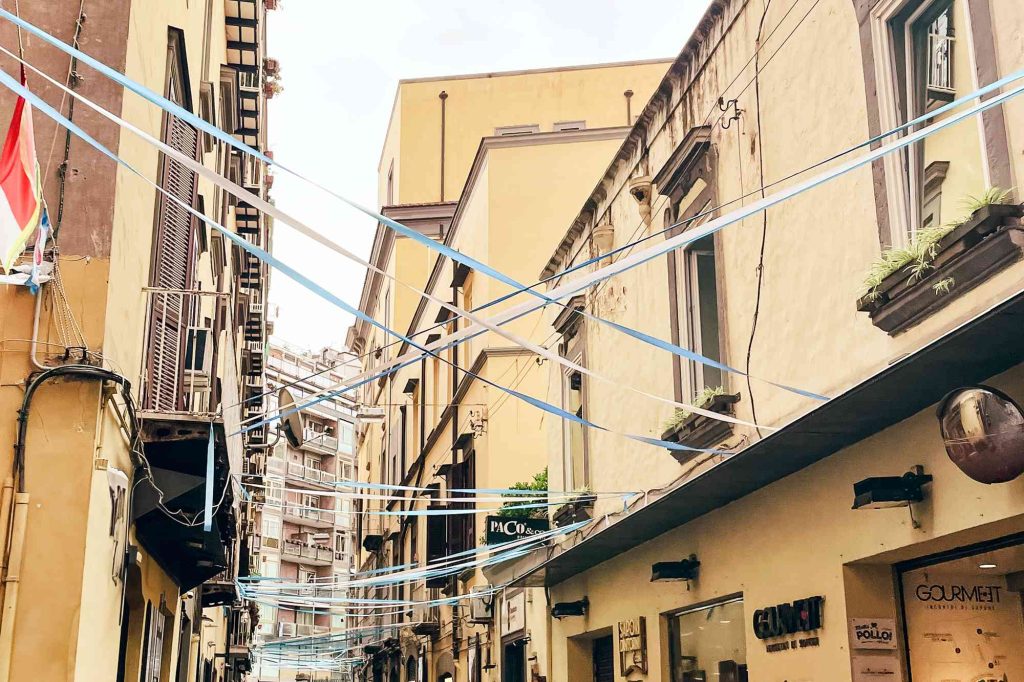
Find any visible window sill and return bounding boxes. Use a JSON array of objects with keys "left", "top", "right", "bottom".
[
  {"left": 660, "top": 393, "right": 741, "bottom": 463},
  {"left": 857, "top": 204, "right": 1024, "bottom": 335}
]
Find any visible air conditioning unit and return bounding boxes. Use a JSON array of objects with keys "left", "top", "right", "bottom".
[
  {"left": 263, "top": 537, "right": 281, "bottom": 550},
  {"left": 278, "top": 622, "right": 296, "bottom": 637},
  {"left": 469, "top": 585, "right": 494, "bottom": 624},
  {"left": 311, "top": 533, "right": 331, "bottom": 545}
]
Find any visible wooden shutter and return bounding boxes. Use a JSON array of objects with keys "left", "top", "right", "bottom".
[
  {"left": 425, "top": 512, "right": 448, "bottom": 589},
  {"left": 144, "top": 113, "right": 200, "bottom": 411}
]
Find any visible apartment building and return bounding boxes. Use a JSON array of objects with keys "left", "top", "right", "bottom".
[
  {"left": 251, "top": 340, "right": 358, "bottom": 682},
  {"left": 346, "top": 60, "right": 673, "bottom": 682},
  {"left": 485, "top": 1, "right": 1024, "bottom": 681},
  {"left": 0, "top": 0, "right": 273, "bottom": 679}
]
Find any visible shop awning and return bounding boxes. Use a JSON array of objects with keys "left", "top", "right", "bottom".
[{"left": 503, "top": 289, "right": 1024, "bottom": 588}]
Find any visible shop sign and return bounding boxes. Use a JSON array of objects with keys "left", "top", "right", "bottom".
[
  {"left": 616, "top": 616, "right": 647, "bottom": 675},
  {"left": 485, "top": 516, "right": 550, "bottom": 544},
  {"left": 753, "top": 595, "right": 824, "bottom": 652},
  {"left": 849, "top": 618, "right": 897, "bottom": 650},
  {"left": 852, "top": 655, "right": 902, "bottom": 682},
  {"left": 501, "top": 590, "right": 526, "bottom": 639}
]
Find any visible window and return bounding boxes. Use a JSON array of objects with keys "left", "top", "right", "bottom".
[
  {"left": 143, "top": 29, "right": 200, "bottom": 412},
  {"left": 556, "top": 306, "right": 587, "bottom": 492},
  {"left": 871, "top": 0, "right": 986, "bottom": 241},
  {"left": 494, "top": 124, "right": 540, "bottom": 136},
  {"left": 338, "top": 421, "right": 354, "bottom": 454},
  {"left": 261, "top": 516, "right": 282, "bottom": 540},
  {"left": 667, "top": 597, "right": 746, "bottom": 682},
  {"left": 260, "top": 556, "right": 280, "bottom": 578},
  {"left": 553, "top": 120, "right": 586, "bottom": 132},
  {"left": 680, "top": 232, "right": 723, "bottom": 399},
  {"left": 266, "top": 477, "right": 284, "bottom": 504}
]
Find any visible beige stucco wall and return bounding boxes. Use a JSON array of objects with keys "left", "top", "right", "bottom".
[{"left": 549, "top": 363, "right": 1024, "bottom": 682}]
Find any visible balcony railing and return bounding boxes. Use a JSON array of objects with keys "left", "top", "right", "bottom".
[
  {"left": 283, "top": 503, "right": 336, "bottom": 525},
  {"left": 302, "top": 428, "right": 339, "bottom": 454},
  {"left": 284, "top": 461, "right": 338, "bottom": 485},
  {"left": 282, "top": 539, "right": 335, "bottom": 564},
  {"left": 140, "top": 289, "right": 229, "bottom": 415},
  {"left": 927, "top": 32, "right": 954, "bottom": 94}
]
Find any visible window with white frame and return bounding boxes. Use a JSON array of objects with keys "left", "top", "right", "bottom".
[
  {"left": 871, "top": 0, "right": 986, "bottom": 241},
  {"left": 261, "top": 516, "right": 282, "bottom": 540},
  {"left": 557, "top": 304, "right": 587, "bottom": 492},
  {"left": 680, "top": 231, "right": 724, "bottom": 399}
]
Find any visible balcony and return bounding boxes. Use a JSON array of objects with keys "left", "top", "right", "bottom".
[
  {"left": 282, "top": 502, "right": 336, "bottom": 529},
  {"left": 132, "top": 420, "right": 235, "bottom": 590},
  {"left": 281, "top": 540, "right": 335, "bottom": 566},
  {"left": 277, "top": 622, "right": 332, "bottom": 638},
  {"left": 300, "top": 428, "right": 339, "bottom": 456},
  {"left": 285, "top": 461, "right": 338, "bottom": 487}
]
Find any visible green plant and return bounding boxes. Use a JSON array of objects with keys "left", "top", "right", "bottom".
[
  {"left": 961, "top": 186, "right": 1013, "bottom": 214},
  {"left": 862, "top": 187, "right": 1016, "bottom": 300},
  {"left": 663, "top": 386, "right": 726, "bottom": 432},
  {"left": 497, "top": 468, "right": 548, "bottom": 519},
  {"left": 932, "top": 277, "right": 955, "bottom": 296}
]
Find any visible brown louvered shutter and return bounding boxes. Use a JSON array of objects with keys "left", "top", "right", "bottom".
[{"left": 144, "top": 113, "right": 199, "bottom": 411}]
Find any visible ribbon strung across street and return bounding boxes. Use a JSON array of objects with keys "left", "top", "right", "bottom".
[
  {"left": 0, "top": 45, "right": 790, "bottom": 434},
  {"left": 0, "top": 68, "right": 758, "bottom": 458}
]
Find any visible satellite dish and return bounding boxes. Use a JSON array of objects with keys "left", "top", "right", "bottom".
[{"left": 277, "top": 387, "right": 304, "bottom": 448}]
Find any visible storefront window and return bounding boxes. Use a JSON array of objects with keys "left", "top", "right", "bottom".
[
  {"left": 667, "top": 597, "right": 747, "bottom": 682},
  {"left": 900, "top": 540, "right": 1024, "bottom": 680}
]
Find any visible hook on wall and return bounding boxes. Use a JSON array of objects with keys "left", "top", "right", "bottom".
[{"left": 717, "top": 97, "right": 742, "bottom": 129}]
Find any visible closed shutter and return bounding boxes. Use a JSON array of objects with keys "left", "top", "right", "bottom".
[
  {"left": 425, "top": 513, "right": 447, "bottom": 589},
  {"left": 592, "top": 636, "right": 614, "bottom": 682},
  {"left": 144, "top": 113, "right": 199, "bottom": 411}
]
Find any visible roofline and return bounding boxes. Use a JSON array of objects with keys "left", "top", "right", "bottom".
[
  {"left": 395, "top": 57, "right": 676, "bottom": 85},
  {"left": 541, "top": 0, "right": 746, "bottom": 281},
  {"left": 391, "top": 126, "right": 633, "bottom": 363}
]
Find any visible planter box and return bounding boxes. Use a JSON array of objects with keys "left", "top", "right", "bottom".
[
  {"left": 553, "top": 495, "right": 596, "bottom": 528},
  {"left": 857, "top": 204, "right": 1024, "bottom": 335},
  {"left": 660, "top": 393, "right": 740, "bottom": 463}
]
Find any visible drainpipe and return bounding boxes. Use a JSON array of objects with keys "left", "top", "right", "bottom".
[
  {"left": 0, "top": 480, "right": 11, "bottom": 574},
  {"left": 0, "top": 492, "right": 29, "bottom": 682},
  {"left": 29, "top": 284, "right": 48, "bottom": 370},
  {"left": 439, "top": 91, "right": 448, "bottom": 202}
]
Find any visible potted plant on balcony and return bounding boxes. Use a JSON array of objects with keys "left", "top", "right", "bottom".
[
  {"left": 660, "top": 386, "right": 740, "bottom": 461},
  {"left": 857, "top": 187, "right": 1024, "bottom": 334},
  {"left": 552, "top": 486, "right": 596, "bottom": 528},
  {"left": 263, "top": 78, "right": 283, "bottom": 99}
]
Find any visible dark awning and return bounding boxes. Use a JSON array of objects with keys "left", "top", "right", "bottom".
[{"left": 509, "top": 289, "right": 1024, "bottom": 587}]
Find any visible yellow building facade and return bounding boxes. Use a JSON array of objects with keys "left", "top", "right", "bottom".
[
  {"left": 487, "top": 1, "right": 1024, "bottom": 681},
  {"left": 347, "top": 61, "right": 673, "bottom": 682},
  {"left": 0, "top": 0, "right": 272, "bottom": 679}
]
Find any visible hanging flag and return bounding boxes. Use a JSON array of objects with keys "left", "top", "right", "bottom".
[
  {"left": 0, "top": 68, "right": 42, "bottom": 274},
  {"left": 27, "top": 205, "right": 49, "bottom": 293}
]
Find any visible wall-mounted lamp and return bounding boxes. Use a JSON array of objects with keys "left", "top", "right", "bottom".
[
  {"left": 852, "top": 466, "right": 932, "bottom": 527},
  {"left": 551, "top": 597, "right": 588, "bottom": 619},
  {"left": 651, "top": 554, "right": 700, "bottom": 583},
  {"left": 937, "top": 385, "right": 1024, "bottom": 484}
]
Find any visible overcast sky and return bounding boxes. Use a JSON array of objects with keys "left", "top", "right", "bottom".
[{"left": 265, "top": 0, "right": 712, "bottom": 352}]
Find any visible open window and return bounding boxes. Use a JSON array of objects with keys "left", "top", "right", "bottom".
[{"left": 554, "top": 297, "right": 588, "bottom": 492}]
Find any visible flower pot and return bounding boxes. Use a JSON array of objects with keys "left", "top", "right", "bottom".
[
  {"left": 660, "top": 393, "right": 740, "bottom": 462},
  {"left": 857, "top": 203, "right": 1024, "bottom": 333}
]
